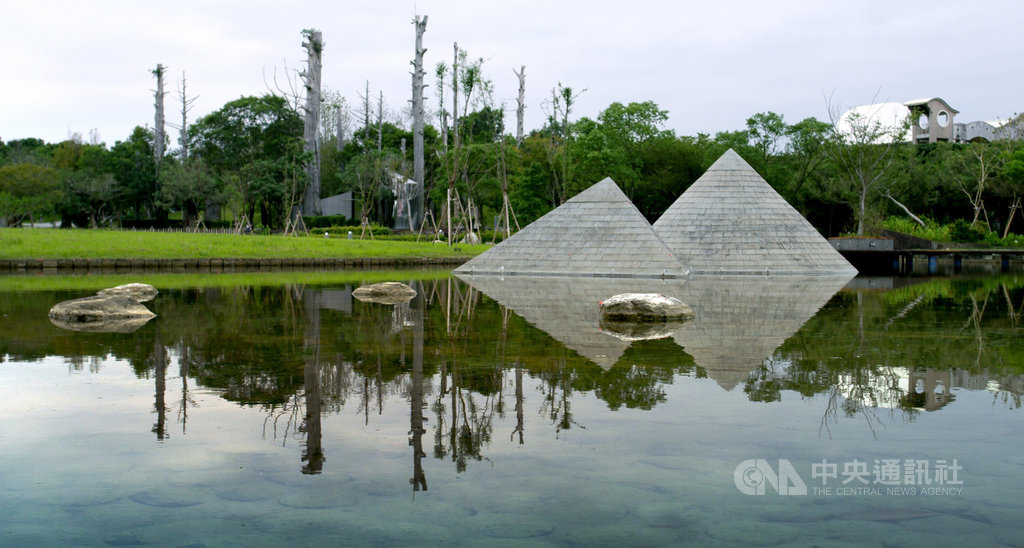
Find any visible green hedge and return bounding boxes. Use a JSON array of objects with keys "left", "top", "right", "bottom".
[
  {"left": 304, "top": 215, "right": 350, "bottom": 229},
  {"left": 318, "top": 225, "right": 393, "bottom": 237}
]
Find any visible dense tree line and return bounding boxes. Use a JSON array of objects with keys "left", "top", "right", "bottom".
[{"left": 2, "top": 94, "right": 1022, "bottom": 238}]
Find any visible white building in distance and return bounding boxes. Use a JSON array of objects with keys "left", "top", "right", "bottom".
[{"left": 838, "top": 97, "right": 1022, "bottom": 144}]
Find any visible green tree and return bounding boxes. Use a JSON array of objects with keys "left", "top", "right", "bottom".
[
  {"left": 746, "top": 111, "right": 786, "bottom": 175},
  {"left": 825, "top": 104, "right": 911, "bottom": 235},
  {"left": 191, "top": 95, "right": 304, "bottom": 229},
  {"left": 158, "top": 159, "right": 226, "bottom": 228},
  {"left": 573, "top": 101, "right": 671, "bottom": 206},
  {"left": 0, "top": 163, "right": 62, "bottom": 225},
  {"left": 996, "top": 146, "right": 1024, "bottom": 236},
  {"left": 109, "top": 126, "right": 159, "bottom": 219},
  {"left": 783, "top": 117, "right": 833, "bottom": 197},
  {"left": 60, "top": 171, "right": 118, "bottom": 228}
]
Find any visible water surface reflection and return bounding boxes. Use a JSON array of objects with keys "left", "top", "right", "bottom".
[{"left": 1, "top": 273, "right": 1022, "bottom": 545}]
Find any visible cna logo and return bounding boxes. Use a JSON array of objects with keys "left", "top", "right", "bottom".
[{"left": 734, "top": 459, "right": 808, "bottom": 496}]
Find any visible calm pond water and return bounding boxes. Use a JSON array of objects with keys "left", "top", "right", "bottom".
[{"left": 1, "top": 271, "right": 1022, "bottom": 546}]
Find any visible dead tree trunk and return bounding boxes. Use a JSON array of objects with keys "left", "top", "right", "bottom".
[
  {"left": 514, "top": 65, "right": 525, "bottom": 148},
  {"left": 436, "top": 63, "right": 448, "bottom": 152},
  {"left": 152, "top": 64, "right": 166, "bottom": 176},
  {"left": 411, "top": 16, "right": 427, "bottom": 191},
  {"left": 447, "top": 43, "right": 460, "bottom": 246},
  {"left": 337, "top": 109, "right": 345, "bottom": 151},
  {"left": 363, "top": 81, "right": 371, "bottom": 144},
  {"left": 301, "top": 29, "right": 323, "bottom": 216},
  {"left": 451, "top": 43, "right": 459, "bottom": 151},
  {"left": 377, "top": 90, "right": 384, "bottom": 152},
  {"left": 175, "top": 71, "right": 197, "bottom": 161}
]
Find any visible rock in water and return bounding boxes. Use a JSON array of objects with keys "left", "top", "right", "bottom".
[
  {"left": 599, "top": 293, "right": 695, "bottom": 322},
  {"left": 352, "top": 282, "right": 417, "bottom": 305},
  {"left": 97, "top": 283, "right": 159, "bottom": 302},
  {"left": 600, "top": 319, "right": 689, "bottom": 341},
  {"left": 49, "top": 294, "right": 156, "bottom": 333}
]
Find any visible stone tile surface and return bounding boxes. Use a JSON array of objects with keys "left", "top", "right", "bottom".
[
  {"left": 653, "top": 149, "right": 858, "bottom": 275},
  {"left": 455, "top": 178, "right": 689, "bottom": 278}
]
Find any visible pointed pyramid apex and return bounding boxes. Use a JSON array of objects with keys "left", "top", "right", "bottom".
[
  {"left": 567, "top": 177, "right": 628, "bottom": 203},
  {"left": 707, "top": 149, "right": 755, "bottom": 172}
]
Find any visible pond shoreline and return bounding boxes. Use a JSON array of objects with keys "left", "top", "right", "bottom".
[{"left": 0, "top": 256, "right": 469, "bottom": 273}]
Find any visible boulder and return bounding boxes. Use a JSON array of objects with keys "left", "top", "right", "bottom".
[
  {"left": 352, "top": 282, "right": 417, "bottom": 305},
  {"left": 599, "top": 293, "right": 695, "bottom": 322},
  {"left": 97, "top": 283, "right": 159, "bottom": 302},
  {"left": 49, "top": 294, "right": 157, "bottom": 333}
]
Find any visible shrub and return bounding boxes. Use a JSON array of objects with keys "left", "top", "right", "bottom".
[
  {"left": 949, "top": 219, "right": 986, "bottom": 243},
  {"left": 319, "top": 224, "right": 393, "bottom": 237},
  {"left": 304, "top": 215, "right": 349, "bottom": 229}
]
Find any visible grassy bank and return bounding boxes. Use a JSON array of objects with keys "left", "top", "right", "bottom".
[
  {"left": 0, "top": 228, "right": 490, "bottom": 260},
  {"left": 0, "top": 268, "right": 455, "bottom": 293}
]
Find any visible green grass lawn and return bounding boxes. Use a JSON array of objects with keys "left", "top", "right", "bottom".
[
  {"left": 0, "top": 268, "right": 455, "bottom": 292},
  {"left": 0, "top": 228, "right": 490, "bottom": 260}
]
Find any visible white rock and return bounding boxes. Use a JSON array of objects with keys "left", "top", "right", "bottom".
[
  {"left": 97, "top": 283, "right": 159, "bottom": 302},
  {"left": 49, "top": 294, "right": 156, "bottom": 332},
  {"left": 599, "top": 293, "right": 695, "bottom": 321},
  {"left": 352, "top": 282, "right": 417, "bottom": 305}
]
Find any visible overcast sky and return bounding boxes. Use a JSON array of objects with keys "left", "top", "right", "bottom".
[{"left": 2, "top": 0, "right": 1020, "bottom": 147}]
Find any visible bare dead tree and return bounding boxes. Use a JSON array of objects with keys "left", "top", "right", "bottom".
[
  {"left": 435, "top": 62, "right": 449, "bottom": 152},
  {"left": 514, "top": 65, "right": 526, "bottom": 148},
  {"left": 411, "top": 15, "right": 428, "bottom": 189},
  {"left": 361, "top": 81, "right": 371, "bottom": 144},
  {"left": 824, "top": 92, "right": 909, "bottom": 235},
  {"left": 543, "top": 83, "right": 584, "bottom": 205},
  {"left": 152, "top": 64, "right": 167, "bottom": 176},
  {"left": 167, "top": 71, "right": 198, "bottom": 161},
  {"left": 377, "top": 90, "right": 384, "bottom": 152},
  {"left": 954, "top": 142, "right": 1006, "bottom": 229},
  {"left": 451, "top": 43, "right": 460, "bottom": 153},
  {"left": 301, "top": 29, "right": 323, "bottom": 216}
]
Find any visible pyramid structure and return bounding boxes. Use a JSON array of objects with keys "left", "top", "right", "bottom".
[
  {"left": 653, "top": 149, "right": 857, "bottom": 275},
  {"left": 454, "top": 178, "right": 689, "bottom": 278}
]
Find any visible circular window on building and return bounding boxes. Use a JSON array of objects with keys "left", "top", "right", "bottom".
[
  {"left": 918, "top": 113, "right": 929, "bottom": 130},
  {"left": 937, "top": 111, "right": 950, "bottom": 128}
]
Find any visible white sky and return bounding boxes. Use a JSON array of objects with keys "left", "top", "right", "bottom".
[{"left": 2, "top": 0, "right": 1020, "bottom": 147}]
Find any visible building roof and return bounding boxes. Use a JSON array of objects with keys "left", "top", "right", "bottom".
[
  {"left": 836, "top": 102, "right": 912, "bottom": 143},
  {"left": 454, "top": 177, "right": 689, "bottom": 278},
  {"left": 653, "top": 149, "right": 858, "bottom": 275},
  {"left": 904, "top": 97, "right": 959, "bottom": 114}
]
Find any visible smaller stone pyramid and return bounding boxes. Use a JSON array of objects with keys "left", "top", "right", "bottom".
[
  {"left": 455, "top": 178, "right": 689, "bottom": 278},
  {"left": 653, "top": 149, "right": 857, "bottom": 275}
]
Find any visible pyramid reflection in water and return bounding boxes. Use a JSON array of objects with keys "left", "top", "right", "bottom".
[
  {"left": 456, "top": 273, "right": 852, "bottom": 389},
  {"left": 672, "top": 275, "right": 853, "bottom": 389}
]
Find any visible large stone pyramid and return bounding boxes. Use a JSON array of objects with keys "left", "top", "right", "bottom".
[
  {"left": 653, "top": 149, "right": 857, "bottom": 275},
  {"left": 455, "top": 178, "right": 688, "bottom": 278}
]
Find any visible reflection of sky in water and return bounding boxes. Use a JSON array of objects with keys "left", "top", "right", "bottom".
[{"left": 1, "top": 276, "right": 1023, "bottom": 545}]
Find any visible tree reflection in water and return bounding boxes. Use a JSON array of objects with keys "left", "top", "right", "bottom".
[{"left": 3, "top": 273, "right": 1024, "bottom": 480}]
